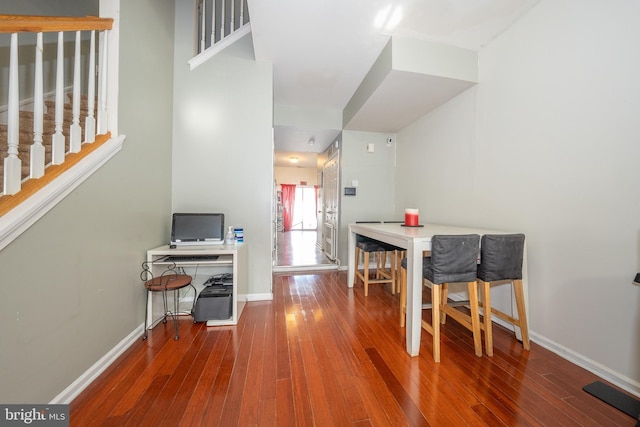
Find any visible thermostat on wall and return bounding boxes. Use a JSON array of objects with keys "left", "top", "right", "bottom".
[{"left": 344, "top": 187, "right": 356, "bottom": 196}]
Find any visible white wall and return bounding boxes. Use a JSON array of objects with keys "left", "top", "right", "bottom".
[
  {"left": 339, "top": 130, "right": 396, "bottom": 265},
  {"left": 172, "top": 3, "right": 274, "bottom": 298},
  {"left": 395, "top": 0, "right": 640, "bottom": 392},
  {"left": 275, "top": 166, "right": 317, "bottom": 186}
]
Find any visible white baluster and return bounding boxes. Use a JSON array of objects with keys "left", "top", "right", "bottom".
[
  {"left": 4, "top": 33, "right": 21, "bottom": 195},
  {"left": 240, "top": 0, "right": 245, "bottom": 27},
  {"left": 51, "top": 31, "right": 65, "bottom": 165},
  {"left": 97, "top": 30, "right": 108, "bottom": 135},
  {"left": 230, "top": 0, "right": 235, "bottom": 32},
  {"left": 69, "top": 31, "right": 82, "bottom": 153},
  {"left": 210, "top": 0, "right": 216, "bottom": 45},
  {"left": 30, "top": 32, "right": 45, "bottom": 179},
  {"left": 84, "top": 30, "right": 96, "bottom": 143},
  {"left": 220, "top": 0, "right": 225, "bottom": 40},
  {"left": 200, "top": 0, "right": 206, "bottom": 52}
]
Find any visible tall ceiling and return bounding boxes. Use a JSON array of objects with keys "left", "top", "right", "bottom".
[{"left": 248, "top": 0, "right": 540, "bottom": 165}]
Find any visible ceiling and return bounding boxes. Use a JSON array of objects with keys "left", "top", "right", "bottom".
[{"left": 248, "top": 0, "right": 540, "bottom": 167}]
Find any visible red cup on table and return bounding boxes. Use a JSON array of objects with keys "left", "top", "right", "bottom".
[{"left": 405, "top": 208, "right": 419, "bottom": 226}]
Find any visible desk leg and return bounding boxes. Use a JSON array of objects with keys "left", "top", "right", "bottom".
[
  {"left": 405, "top": 242, "right": 422, "bottom": 356},
  {"left": 347, "top": 226, "right": 356, "bottom": 288}
]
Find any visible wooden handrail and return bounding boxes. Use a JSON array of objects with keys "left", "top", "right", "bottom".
[{"left": 0, "top": 15, "right": 113, "bottom": 33}]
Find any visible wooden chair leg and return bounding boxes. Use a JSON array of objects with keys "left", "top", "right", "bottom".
[
  {"left": 513, "top": 279, "right": 530, "bottom": 350},
  {"left": 363, "top": 251, "right": 370, "bottom": 296},
  {"left": 440, "top": 283, "right": 449, "bottom": 324},
  {"left": 480, "top": 280, "right": 493, "bottom": 356},
  {"left": 390, "top": 250, "right": 396, "bottom": 295},
  {"left": 399, "top": 266, "right": 406, "bottom": 327},
  {"left": 353, "top": 246, "right": 361, "bottom": 287},
  {"left": 431, "top": 284, "right": 441, "bottom": 363},
  {"left": 467, "top": 281, "right": 482, "bottom": 357}
]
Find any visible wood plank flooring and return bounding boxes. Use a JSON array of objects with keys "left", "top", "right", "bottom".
[
  {"left": 275, "top": 230, "right": 335, "bottom": 268},
  {"left": 70, "top": 272, "right": 638, "bottom": 426}
]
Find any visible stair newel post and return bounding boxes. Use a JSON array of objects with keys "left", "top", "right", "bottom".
[
  {"left": 97, "top": 30, "right": 108, "bottom": 135},
  {"left": 69, "top": 31, "right": 82, "bottom": 153},
  {"left": 4, "top": 33, "right": 21, "bottom": 195},
  {"left": 84, "top": 30, "right": 96, "bottom": 143},
  {"left": 30, "top": 32, "right": 45, "bottom": 179},
  {"left": 51, "top": 31, "right": 65, "bottom": 165},
  {"left": 220, "top": 0, "right": 225, "bottom": 40}
]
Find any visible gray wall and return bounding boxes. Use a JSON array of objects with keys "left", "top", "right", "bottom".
[
  {"left": 395, "top": 0, "right": 640, "bottom": 389},
  {"left": 0, "top": 0, "right": 175, "bottom": 402},
  {"left": 172, "top": 2, "right": 274, "bottom": 297}
]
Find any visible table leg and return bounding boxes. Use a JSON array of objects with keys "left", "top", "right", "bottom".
[
  {"left": 405, "top": 241, "right": 422, "bottom": 356},
  {"left": 347, "top": 226, "right": 356, "bottom": 288}
]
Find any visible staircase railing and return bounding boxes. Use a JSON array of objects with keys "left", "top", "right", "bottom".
[
  {"left": 0, "top": 15, "right": 113, "bottom": 199},
  {"left": 190, "top": 0, "right": 251, "bottom": 69},
  {"left": 0, "top": 14, "right": 123, "bottom": 251}
]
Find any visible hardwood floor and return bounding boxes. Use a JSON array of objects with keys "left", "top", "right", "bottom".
[
  {"left": 70, "top": 272, "right": 637, "bottom": 426},
  {"left": 274, "top": 230, "right": 335, "bottom": 268}
]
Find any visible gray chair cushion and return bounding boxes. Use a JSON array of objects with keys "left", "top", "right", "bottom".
[
  {"left": 424, "top": 234, "right": 480, "bottom": 284},
  {"left": 477, "top": 234, "right": 525, "bottom": 282},
  {"left": 356, "top": 240, "right": 387, "bottom": 252}
]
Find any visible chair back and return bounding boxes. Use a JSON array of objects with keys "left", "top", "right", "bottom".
[
  {"left": 426, "top": 234, "right": 480, "bottom": 284},
  {"left": 477, "top": 234, "right": 525, "bottom": 282}
]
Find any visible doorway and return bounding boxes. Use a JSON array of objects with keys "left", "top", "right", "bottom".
[
  {"left": 273, "top": 154, "right": 338, "bottom": 272},
  {"left": 291, "top": 186, "right": 317, "bottom": 230}
]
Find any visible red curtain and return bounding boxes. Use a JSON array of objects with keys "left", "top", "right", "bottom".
[{"left": 281, "top": 184, "right": 296, "bottom": 231}]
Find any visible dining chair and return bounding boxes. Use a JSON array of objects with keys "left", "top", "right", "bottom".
[
  {"left": 475, "top": 233, "right": 529, "bottom": 356},
  {"left": 399, "top": 234, "right": 482, "bottom": 362},
  {"left": 141, "top": 261, "right": 195, "bottom": 340},
  {"left": 383, "top": 220, "right": 407, "bottom": 283},
  {"left": 353, "top": 221, "right": 396, "bottom": 296}
]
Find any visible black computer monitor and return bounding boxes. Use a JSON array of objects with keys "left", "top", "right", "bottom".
[{"left": 170, "top": 213, "right": 225, "bottom": 246}]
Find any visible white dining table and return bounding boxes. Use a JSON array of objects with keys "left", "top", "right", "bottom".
[{"left": 347, "top": 222, "right": 528, "bottom": 357}]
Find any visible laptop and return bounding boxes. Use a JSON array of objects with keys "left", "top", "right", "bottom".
[{"left": 170, "top": 213, "right": 225, "bottom": 246}]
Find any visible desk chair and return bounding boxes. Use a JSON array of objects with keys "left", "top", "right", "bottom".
[
  {"left": 399, "top": 234, "right": 482, "bottom": 362},
  {"left": 141, "top": 261, "right": 195, "bottom": 341},
  {"left": 353, "top": 221, "right": 396, "bottom": 296},
  {"left": 476, "top": 234, "right": 529, "bottom": 356}
]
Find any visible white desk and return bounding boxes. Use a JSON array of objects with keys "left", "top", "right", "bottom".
[
  {"left": 146, "top": 243, "right": 247, "bottom": 327},
  {"left": 347, "top": 222, "right": 528, "bottom": 357}
]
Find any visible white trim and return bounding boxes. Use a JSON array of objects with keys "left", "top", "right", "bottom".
[
  {"left": 531, "top": 332, "right": 640, "bottom": 398},
  {"left": 273, "top": 264, "right": 339, "bottom": 274},
  {"left": 0, "top": 134, "right": 126, "bottom": 252},
  {"left": 242, "top": 293, "right": 273, "bottom": 301},
  {"left": 188, "top": 24, "right": 251, "bottom": 70},
  {"left": 49, "top": 323, "right": 143, "bottom": 404},
  {"left": 443, "top": 291, "right": 640, "bottom": 398}
]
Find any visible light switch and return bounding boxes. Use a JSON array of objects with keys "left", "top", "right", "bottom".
[{"left": 367, "top": 143, "right": 375, "bottom": 153}]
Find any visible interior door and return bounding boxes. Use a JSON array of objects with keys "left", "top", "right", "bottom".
[{"left": 322, "top": 153, "right": 339, "bottom": 260}]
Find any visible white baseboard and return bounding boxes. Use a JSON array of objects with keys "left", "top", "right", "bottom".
[
  {"left": 530, "top": 332, "right": 640, "bottom": 398},
  {"left": 243, "top": 293, "right": 273, "bottom": 301},
  {"left": 438, "top": 291, "right": 640, "bottom": 399},
  {"left": 50, "top": 324, "right": 143, "bottom": 404},
  {"left": 51, "top": 290, "right": 640, "bottom": 408},
  {"left": 50, "top": 293, "right": 270, "bottom": 404}
]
